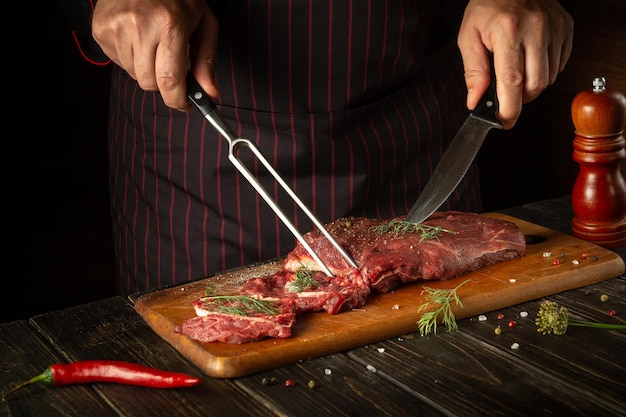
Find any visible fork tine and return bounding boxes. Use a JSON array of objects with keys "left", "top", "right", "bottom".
[{"left": 186, "top": 74, "right": 358, "bottom": 275}]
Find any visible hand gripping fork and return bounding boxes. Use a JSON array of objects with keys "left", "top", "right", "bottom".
[{"left": 186, "top": 74, "right": 358, "bottom": 276}]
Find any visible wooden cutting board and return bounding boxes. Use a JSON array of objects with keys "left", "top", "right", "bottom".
[{"left": 134, "top": 214, "right": 625, "bottom": 378}]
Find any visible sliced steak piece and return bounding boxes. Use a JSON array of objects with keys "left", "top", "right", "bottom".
[
  {"left": 174, "top": 297, "right": 297, "bottom": 344},
  {"left": 284, "top": 211, "right": 526, "bottom": 293},
  {"left": 239, "top": 269, "right": 370, "bottom": 315}
]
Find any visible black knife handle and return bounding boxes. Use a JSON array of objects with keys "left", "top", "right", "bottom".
[{"left": 471, "top": 74, "right": 501, "bottom": 127}]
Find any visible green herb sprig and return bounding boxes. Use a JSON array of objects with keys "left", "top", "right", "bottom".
[
  {"left": 417, "top": 279, "right": 470, "bottom": 335},
  {"left": 535, "top": 300, "right": 626, "bottom": 335},
  {"left": 369, "top": 218, "right": 456, "bottom": 241},
  {"left": 200, "top": 285, "right": 279, "bottom": 316},
  {"left": 286, "top": 266, "right": 320, "bottom": 293}
]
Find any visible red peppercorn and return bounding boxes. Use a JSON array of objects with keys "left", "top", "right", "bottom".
[
  {"left": 284, "top": 379, "right": 296, "bottom": 387},
  {"left": 497, "top": 313, "right": 504, "bottom": 320},
  {"left": 552, "top": 260, "right": 560, "bottom": 266},
  {"left": 508, "top": 320, "right": 517, "bottom": 328},
  {"left": 608, "top": 309, "right": 616, "bottom": 317}
]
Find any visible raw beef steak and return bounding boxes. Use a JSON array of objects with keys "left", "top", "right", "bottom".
[
  {"left": 174, "top": 297, "right": 297, "bottom": 344},
  {"left": 284, "top": 212, "right": 526, "bottom": 292},
  {"left": 178, "top": 211, "right": 526, "bottom": 344}
]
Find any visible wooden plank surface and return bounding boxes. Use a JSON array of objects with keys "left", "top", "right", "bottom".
[
  {"left": 27, "top": 297, "right": 271, "bottom": 417},
  {"left": 134, "top": 214, "right": 625, "bottom": 378},
  {"left": 0, "top": 321, "right": 116, "bottom": 417},
  {"left": 346, "top": 277, "right": 626, "bottom": 416},
  {"left": 233, "top": 353, "right": 447, "bottom": 417}
]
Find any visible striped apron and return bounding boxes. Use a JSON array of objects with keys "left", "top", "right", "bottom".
[{"left": 107, "top": 0, "right": 481, "bottom": 295}]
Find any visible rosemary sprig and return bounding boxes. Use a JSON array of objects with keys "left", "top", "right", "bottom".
[
  {"left": 285, "top": 266, "right": 320, "bottom": 293},
  {"left": 417, "top": 279, "right": 470, "bottom": 335},
  {"left": 369, "top": 218, "right": 456, "bottom": 241},
  {"left": 200, "top": 286, "right": 279, "bottom": 316},
  {"left": 535, "top": 300, "right": 626, "bottom": 335}
]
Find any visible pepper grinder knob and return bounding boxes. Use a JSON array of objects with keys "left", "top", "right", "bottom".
[{"left": 571, "top": 76, "right": 626, "bottom": 248}]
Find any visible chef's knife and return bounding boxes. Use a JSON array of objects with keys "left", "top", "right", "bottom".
[{"left": 405, "top": 78, "right": 502, "bottom": 224}]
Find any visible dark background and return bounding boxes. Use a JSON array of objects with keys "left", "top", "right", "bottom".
[{"left": 2, "top": 0, "right": 625, "bottom": 322}]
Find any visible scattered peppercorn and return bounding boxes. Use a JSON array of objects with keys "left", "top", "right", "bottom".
[
  {"left": 508, "top": 320, "right": 517, "bottom": 328},
  {"left": 307, "top": 380, "right": 316, "bottom": 389},
  {"left": 284, "top": 379, "right": 296, "bottom": 387},
  {"left": 261, "top": 377, "right": 279, "bottom": 385},
  {"left": 600, "top": 294, "right": 609, "bottom": 302},
  {"left": 494, "top": 326, "right": 502, "bottom": 335},
  {"left": 497, "top": 313, "right": 504, "bottom": 320},
  {"left": 608, "top": 309, "right": 616, "bottom": 317},
  {"left": 552, "top": 260, "right": 560, "bottom": 266}
]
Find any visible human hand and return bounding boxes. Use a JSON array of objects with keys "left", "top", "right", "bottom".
[
  {"left": 458, "top": 0, "right": 573, "bottom": 129},
  {"left": 92, "top": 0, "right": 219, "bottom": 110}
]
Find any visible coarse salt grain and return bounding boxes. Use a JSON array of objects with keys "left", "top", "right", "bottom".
[
  {"left": 392, "top": 304, "right": 400, "bottom": 310},
  {"left": 509, "top": 278, "right": 517, "bottom": 283},
  {"left": 543, "top": 252, "right": 551, "bottom": 257},
  {"left": 478, "top": 315, "right": 487, "bottom": 321},
  {"left": 366, "top": 365, "right": 377, "bottom": 373},
  {"left": 519, "top": 311, "right": 528, "bottom": 318},
  {"left": 511, "top": 343, "right": 520, "bottom": 350},
  {"left": 377, "top": 347, "right": 385, "bottom": 353},
  {"left": 572, "top": 259, "right": 580, "bottom": 265},
  {"left": 324, "top": 368, "right": 332, "bottom": 375}
]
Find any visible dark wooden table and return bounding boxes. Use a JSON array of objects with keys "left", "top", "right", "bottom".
[{"left": 2, "top": 196, "right": 625, "bottom": 417}]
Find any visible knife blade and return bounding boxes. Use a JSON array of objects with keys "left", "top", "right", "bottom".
[{"left": 404, "top": 79, "right": 502, "bottom": 224}]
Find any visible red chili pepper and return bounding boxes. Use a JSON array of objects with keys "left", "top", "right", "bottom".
[{"left": 3, "top": 360, "right": 200, "bottom": 397}]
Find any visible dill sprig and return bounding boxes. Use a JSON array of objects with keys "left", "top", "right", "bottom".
[
  {"left": 200, "top": 286, "right": 279, "bottom": 316},
  {"left": 535, "top": 300, "right": 626, "bottom": 335},
  {"left": 285, "top": 266, "right": 320, "bottom": 293},
  {"left": 417, "top": 279, "right": 470, "bottom": 335},
  {"left": 369, "top": 218, "right": 456, "bottom": 241}
]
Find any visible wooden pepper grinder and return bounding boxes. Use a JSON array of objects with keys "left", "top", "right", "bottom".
[{"left": 571, "top": 76, "right": 626, "bottom": 248}]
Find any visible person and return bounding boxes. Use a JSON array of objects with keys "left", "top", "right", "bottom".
[{"left": 91, "top": 0, "right": 573, "bottom": 295}]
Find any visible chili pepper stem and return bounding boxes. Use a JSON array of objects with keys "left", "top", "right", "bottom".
[{"left": 2, "top": 368, "right": 53, "bottom": 399}]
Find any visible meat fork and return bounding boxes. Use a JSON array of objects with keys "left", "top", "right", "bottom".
[{"left": 186, "top": 73, "right": 358, "bottom": 276}]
